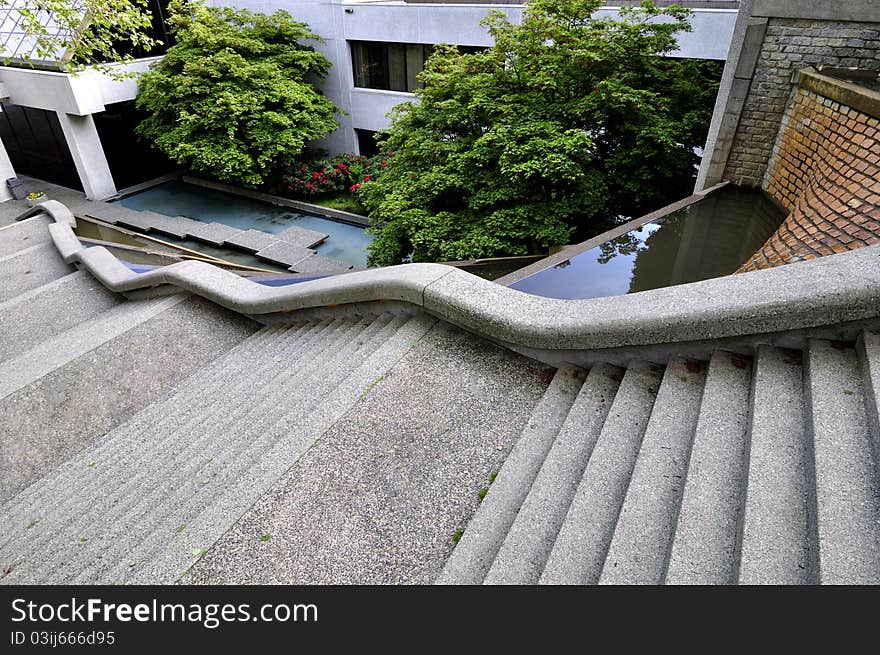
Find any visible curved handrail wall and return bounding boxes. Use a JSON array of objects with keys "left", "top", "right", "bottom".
[{"left": 20, "top": 200, "right": 880, "bottom": 352}]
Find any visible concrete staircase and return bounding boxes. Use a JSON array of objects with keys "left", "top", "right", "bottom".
[
  {"left": 4, "top": 207, "right": 880, "bottom": 585},
  {"left": 0, "top": 298, "right": 437, "bottom": 582},
  {"left": 438, "top": 343, "right": 880, "bottom": 585}
]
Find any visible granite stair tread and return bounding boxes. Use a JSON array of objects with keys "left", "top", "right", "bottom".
[
  {"left": 805, "top": 339, "right": 880, "bottom": 584},
  {"left": 665, "top": 351, "right": 753, "bottom": 584}
]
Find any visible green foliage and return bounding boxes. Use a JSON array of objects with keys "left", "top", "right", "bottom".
[
  {"left": 360, "top": 0, "right": 722, "bottom": 266},
  {"left": 136, "top": 0, "right": 339, "bottom": 187},
  {"left": 5, "top": 0, "right": 159, "bottom": 77}
]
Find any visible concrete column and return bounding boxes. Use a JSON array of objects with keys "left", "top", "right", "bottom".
[
  {"left": 0, "top": 134, "right": 15, "bottom": 202},
  {"left": 55, "top": 112, "right": 116, "bottom": 200}
]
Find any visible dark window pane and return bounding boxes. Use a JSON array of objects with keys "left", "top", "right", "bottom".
[{"left": 355, "top": 129, "right": 380, "bottom": 157}]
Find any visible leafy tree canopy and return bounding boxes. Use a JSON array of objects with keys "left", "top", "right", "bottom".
[
  {"left": 360, "top": 0, "right": 721, "bottom": 266},
  {"left": 136, "top": 0, "right": 339, "bottom": 187},
  {"left": 3, "top": 0, "right": 159, "bottom": 76}
]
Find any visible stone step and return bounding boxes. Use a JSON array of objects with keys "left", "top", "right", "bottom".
[
  {"left": 254, "top": 241, "right": 315, "bottom": 268},
  {"left": 599, "top": 358, "right": 707, "bottom": 584},
  {"left": 0, "top": 296, "right": 257, "bottom": 504},
  {"left": 67, "top": 316, "right": 394, "bottom": 585},
  {"left": 223, "top": 228, "right": 278, "bottom": 253},
  {"left": 0, "top": 270, "right": 121, "bottom": 364},
  {"left": 117, "top": 314, "right": 434, "bottom": 585},
  {"left": 857, "top": 331, "right": 880, "bottom": 450},
  {"left": 184, "top": 221, "right": 243, "bottom": 247},
  {"left": 290, "top": 253, "right": 352, "bottom": 274},
  {"left": 0, "top": 242, "right": 73, "bottom": 303},
  {"left": 0, "top": 321, "right": 310, "bottom": 557},
  {"left": 738, "top": 346, "right": 817, "bottom": 584},
  {"left": 0, "top": 215, "right": 52, "bottom": 258},
  {"left": 275, "top": 224, "right": 328, "bottom": 249},
  {"left": 539, "top": 360, "right": 664, "bottom": 584},
  {"left": 80, "top": 203, "right": 135, "bottom": 225},
  {"left": 436, "top": 365, "right": 587, "bottom": 584},
  {"left": 0, "top": 318, "right": 343, "bottom": 580},
  {"left": 484, "top": 363, "right": 622, "bottom": 585},
  {"left": 148, "top": 215, "right": 204, "bottom": 239},
  {"left": 805, "top": 339, "right": 880, "bottom": 584},
  {"left": 665, "top": 351, "right": 753, "bottom": 585}
]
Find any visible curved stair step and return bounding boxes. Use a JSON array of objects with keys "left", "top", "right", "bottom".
[
  {"left": 599, "top": 357, "right": 707, "bottom": 585},
  {"left": 484, "top": 363, "right": 623, "bottom": 585},
  {"left": 538, "top": 360, "right": 664, "bottom": 584},
  {"left": 738, "top": 345, "right": 817, "bottom": 584},
  {"left": 0, "top": 216, "right": 52, "bottom": 257},
  {"left": 1, "top": 319, "right": 347, "bottom": 583},
  {"left": 0, "top": 242, "right": 72, "bottom": 303},
  {"left": 805, "top": 339, "right": 880, "bottom": 584},
  {"left": 0, "top": 270, "right": 121, "bottom": 364},
  {"left": 665, "top": 351, "right": 753, "bottom": 584},
  {"left": 435, "top": 364, "right": 588, "bottom": 585}
]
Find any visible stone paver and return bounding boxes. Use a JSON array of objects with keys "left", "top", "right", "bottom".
[
  {"left": 289, "top": 253, "right": 351, "bottom": 274},
  {"left": 255, "top": 241, "right": 315, "bottom": 268},
  {"left": 185, "top": 221, "right": 244, "bottom": 246},
  {"left": 224, "top": 229, "right": 279, "bottom": 253},
  {"left": 276, "top": 224, "right": 327, "bottom": 249}
]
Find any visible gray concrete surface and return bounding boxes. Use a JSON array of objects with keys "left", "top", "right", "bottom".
[
  {"left": 185, "top": 321, "right": 550, "bottom": 584},
  {"left": 0, "top": 297, "right": 256, "bottom": 504},
  {"left": 600, "top": 358, "right": 707, "bottom": 584},
  {"left": 436, "top": 365, "right": 584, "bottom": 585},
  {"left": 738, "top": 346, "right": 816, "bottom": 584},
  {"left": 665, "top": 351, "right": 753, "bottom": 584},
  {"left": 0, "top": 242, "right": 73, "bottom": 302},
  {"left": 0, "top": 271, "right": 121, "bottom": 363},
  {"left": 275, "top": 225, "right": 328, "bottom": 249},
  {"left": 484, "top": 363, "right": 623, "bottom": 585},
  {"left": 539, "top": 361, "right": 664, "bottom": 584},
  {"left": 805, "top": 339, "right": 880, "bottom": 583}
]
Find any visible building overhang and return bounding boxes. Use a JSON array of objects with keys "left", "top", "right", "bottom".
[{"left": 0, "top": 57, "right": 161, "bottom": 115}]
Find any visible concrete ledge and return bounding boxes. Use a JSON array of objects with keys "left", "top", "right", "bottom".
[
  {"left": 797, "top": 67, "right": 880, "bottom": 119},
  {"left": 20, "top": 200, "right": 880, "bottom": 354}
]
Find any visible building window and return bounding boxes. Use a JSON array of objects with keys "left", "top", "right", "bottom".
[
  {"left": 350, "top": 41, "right": 488, "bottom": 92},
  {"left": 350, "top": 41, "right": 432, "bottom": 92},
  {"left": 355, "top": 129, "right": 380, "bottom": 157}
]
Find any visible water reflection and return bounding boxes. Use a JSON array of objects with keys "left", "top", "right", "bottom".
[{"left": 510, "top": 187, "right": 786, "bottom": 300}]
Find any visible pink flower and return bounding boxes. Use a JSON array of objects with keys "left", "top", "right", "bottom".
[
  {"left": 364, "top": 175, "right": 371, "bottom": 182},
  {"left": 350, "top": 183, "right": 361, "bottom": 192}
]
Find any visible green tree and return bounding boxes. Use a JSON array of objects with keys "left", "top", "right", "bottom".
[
  {"left": 135, "top": 0, "right": 338, "bottom": 187},
  {"left": 3, "top": 0, "right": 159, "bottom": 75},
  {"left": 360, "top": 0, "right": 721, "bottom": 266}
]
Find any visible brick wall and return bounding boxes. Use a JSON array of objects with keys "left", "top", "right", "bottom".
[
  {"left": 723, "top": 19, "right": 880, "bottom": 186},
  {"left": 738, "top": 88, "right": 880, "bottom": 272}
]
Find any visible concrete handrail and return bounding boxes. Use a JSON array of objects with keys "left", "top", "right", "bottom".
[{"left": 21, "top": 199, "right": 880, "bottom": 352}]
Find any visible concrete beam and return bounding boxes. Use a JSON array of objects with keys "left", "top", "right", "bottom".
[
  {"left": 55, "top": 113, "right": 117, "bottom": 200},
  {"left": 696, "top": 0, "right": 767, "bottom": 190},
  {"left": 0, "top": 58, "right": 160, "bottom": 116}
]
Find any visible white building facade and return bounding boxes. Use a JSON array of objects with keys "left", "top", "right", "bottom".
[{"left": 0, "top": 1, "right": 738, "bottom": 200}]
